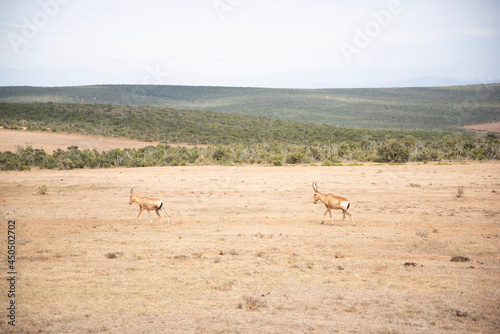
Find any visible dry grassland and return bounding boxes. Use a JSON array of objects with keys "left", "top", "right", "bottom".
[
  {"left": 0, "top": 129, "right": 207, "bottom": 153},
  {"left": 1, "top": 163, "right": 499, "bottom": 333},
  {"left": 0, "top": 129, "right": 162, "bottom": 153},
  {"left": 463, "top": 122, "right": 500, "bottom": 133}
]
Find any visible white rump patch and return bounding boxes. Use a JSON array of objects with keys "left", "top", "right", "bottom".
[{"left": 340, "top": 201, "right": 350, "bottom": 211}]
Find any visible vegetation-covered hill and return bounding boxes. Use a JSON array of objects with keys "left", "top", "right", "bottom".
[
  {"left": 0, "top": 102, "right": 477, "bottom": 145},
  {"left": 1, "top": 84, "right": 499, "bottom": 131},
  {"left": 1, "top": 102, "right": 498, "bottom": 170}
]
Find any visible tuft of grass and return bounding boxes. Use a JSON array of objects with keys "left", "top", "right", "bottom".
[
  {"left": 207, "top": 279, "right": 234, "bottom": 291},
  {"left": 238, "top": 295, "right": 267, "bottom": 311},
  {"left": 450, "top": 255, "right": 470, "bottom": 262},
  {"left": 37, "top": 184, "right": 48, "bottom": 195},
  {"left": 416, "top": 230, "right": 428, "bottom": 238},
  {"left": 456, "top": 187, "right": 464, "bottom": 198},
  {"left": 192, "top": 252, "right": 203, "bottom": 259}
]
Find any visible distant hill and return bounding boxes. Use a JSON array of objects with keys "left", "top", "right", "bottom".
[
  {"left": 0, "top": 102, "right": 451, "bottom": 146},
  {"left": 0, "top": 84, "right": 499, "bottom": 131},
  {"left": 385, "top": 76, "right": 472, "bottom": 88}
]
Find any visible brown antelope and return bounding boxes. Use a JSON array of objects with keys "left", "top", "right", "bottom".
[
  {"left": 312, "top": 182, "right": 354, "bottom": 226},
  {"left": 129, "top": 188, "right": 171, "bottom": 225}
]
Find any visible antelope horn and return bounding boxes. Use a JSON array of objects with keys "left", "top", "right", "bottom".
[
  {"left": 130, "top": 188, "right": 134, "bottom": 195},
  {"left": 312, "top": 182, "right": 318, "bottom": 192}
]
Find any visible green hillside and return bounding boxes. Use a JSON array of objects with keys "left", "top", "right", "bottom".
[
  {"left": 1, "top": 102, "right": 498, "bottom": 171},
  {"left": 0, "top": 102, "right": 449, "bottom": 146},
  {"left": 1, "top": 84, "right": 499, "bottom": 131}
]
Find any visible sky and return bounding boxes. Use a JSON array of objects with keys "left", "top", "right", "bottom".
[{"left": 0, "top": 0, "right": 499, "bottom": 88}]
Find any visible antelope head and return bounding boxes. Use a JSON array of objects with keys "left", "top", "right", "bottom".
[{"left": 312, "top": 182, "right": 320, "bottom": 204}]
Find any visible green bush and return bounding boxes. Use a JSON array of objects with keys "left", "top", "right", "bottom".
[
  {"left": 376, "top": 140, "right": 410, "bottom": 163},
  {"left": 213, "top": 146, "right": 231, "bottom": 162},
  {"left": 271, "top": 154, "right": 283, "bottom": 166},
  {"left": 286, "top": 150, "right": 307, "bottom": 164}
]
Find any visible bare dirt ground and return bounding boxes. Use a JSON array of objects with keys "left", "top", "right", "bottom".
[
  {"left": 1, "top": 162, "right": 499, "bottom": 333},
  {"left": 462, "top": 122, "right": 500, "bottom": 133},
  {"left": 0, "top": 129, "right": 206, "bottom": 152}
]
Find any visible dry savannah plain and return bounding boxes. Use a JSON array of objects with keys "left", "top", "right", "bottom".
[{"left": 1, "top": 131, "right": 500, "bottom": 334}]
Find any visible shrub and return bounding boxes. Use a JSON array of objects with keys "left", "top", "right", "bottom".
[
  {"left": 37, "top": 185, "right": 48, "bottom": 195},
  {"left": 286, "top": 150, "right": 307, "bottom": 164},
  {"left": 271, "top": 154, "right": 283, "bottom": 166},
  {"left": 377, "top": 140, "right": 410, "bottom": 163},
  {"left": 213, "top": 146, "right": 231, "bottom": 162}
]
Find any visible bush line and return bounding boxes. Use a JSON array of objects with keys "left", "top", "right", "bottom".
[{"left": 1, "top": 136, "right": 498, "bottom": 171}]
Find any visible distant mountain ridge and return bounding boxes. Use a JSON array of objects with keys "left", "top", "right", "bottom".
[
  {"left": 385, "top": 77, "right": 473, "bottom": 88},
  {"left": 1, "top": 84, "right": 499, "bottom": 131}
]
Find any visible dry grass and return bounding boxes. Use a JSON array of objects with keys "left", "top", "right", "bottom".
[
  {"left": 238, "top": 295, "right": 268, "bottom": 310},
  {"left": 0, "top": 162, "right": 499, "bottom": 333}
]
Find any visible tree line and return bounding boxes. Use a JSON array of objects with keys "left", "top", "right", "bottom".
[
  {"left": 1, "top": 102, "right": 498, "bottom": 170},
  {"left": 1, "top": 134, "right": 498, "bottom": 171}
]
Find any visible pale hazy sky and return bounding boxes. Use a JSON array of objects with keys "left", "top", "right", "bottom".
[{"left": 0, "top": 0, "right": 499, "bottom": 88}]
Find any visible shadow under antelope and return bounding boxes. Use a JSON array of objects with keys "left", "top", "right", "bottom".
[
  {"left": 312, "top": 182, "right": 355, "bottom": 226},
  {"left": 129, "top": 188, "right": 171, "bottom": 225}
]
